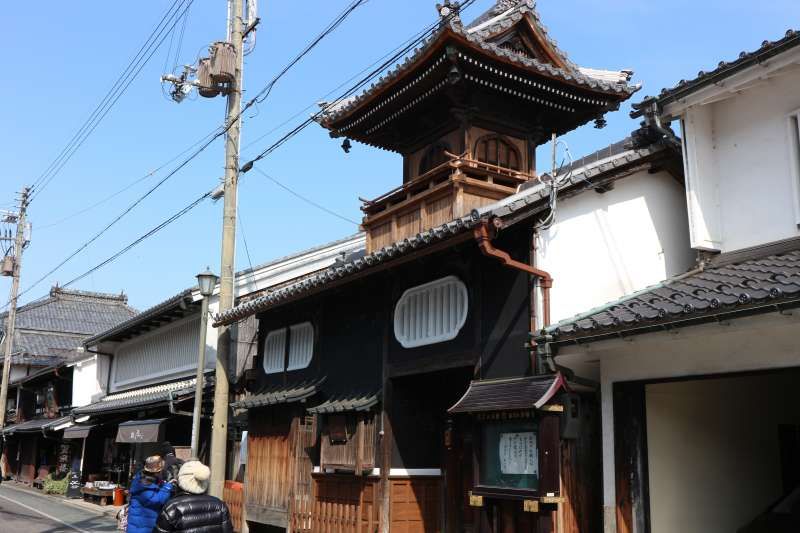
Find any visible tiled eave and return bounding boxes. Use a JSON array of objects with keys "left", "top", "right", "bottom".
[
  {"left": 72, "top": 376, "right": 209, "bottom": 415},
  {"left": 83, "top": 289, "right": 196, "bottom": 346},
  {"left": 231, "top": 377, "right": 325, "bottom": 409},
  {"left": 632, "top": 29, "right": 799, "bottom": 118},
  {"left": 306, "top": 389, "right": 381, "bottom": 415},
  {"left": 448, "top": 373, "right": 565, "bottom": 414},
  {"left": 321, "top": 23, "right": 636, "bottom": 131},
  {"left": 545, "top": 238, "right": 800, "bottom": 344}
]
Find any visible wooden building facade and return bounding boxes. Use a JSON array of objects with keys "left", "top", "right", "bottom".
[{"left": 216, "top": 1, "right": 637, "bottom": 531}]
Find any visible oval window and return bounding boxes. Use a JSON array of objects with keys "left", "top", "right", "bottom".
[{"left": 393, "top": 276, "right": 468, "bottom": 348}]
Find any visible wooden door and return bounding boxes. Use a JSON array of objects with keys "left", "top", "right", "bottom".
[
  {"left": 389, "top": 477, "right": 441, "bottom": 532},
  {"left": 289, "top": 415, "right": 316, "bottom": 532}
]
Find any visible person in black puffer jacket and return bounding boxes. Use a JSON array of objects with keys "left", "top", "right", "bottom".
[{"left": 153, "top": 460, "right": 233, "bottom": 533}]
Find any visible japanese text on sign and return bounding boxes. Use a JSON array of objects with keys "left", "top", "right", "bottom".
[{"left": 499, "top": 432, "right": 537, "bottom": 476}]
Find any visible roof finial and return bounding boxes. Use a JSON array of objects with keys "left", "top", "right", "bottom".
[
  {"left": 436, "top": 1, "right": 461, "bottom": 24},
  {"left": 494, "top": 0, "right": 523, "bottom": 13}
]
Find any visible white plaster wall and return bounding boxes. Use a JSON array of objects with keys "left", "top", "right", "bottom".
[
  {"left": 646, "top": 374, "right": 800, "bottom": 533},
  {"left": 676, "top": 65, "right": 800, "bottom": 253},
  {"left": 109, "top": 315, "right": 211, "bottom": 393},
  {"left": 555, "top": 311, "right": 800, "bottom": 533},
  {"left": 714, "top": 69, "right": 800, "bottom": 251},
  {"left": 70, "top": 354, "right": 110, "bottom": 407},
  {"left": 537, "top": 170, "right": 693, "bottom": 324}
]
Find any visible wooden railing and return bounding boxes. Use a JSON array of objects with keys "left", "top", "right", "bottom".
[
  {"left": 224, "top": 480, "right": 244, "bottom": 532},
  {"left": 362, "top": 152, "right": 537, "bottom": 215},
  {"left": 292, "top": 475, "right": 380, "bottom": 533}
]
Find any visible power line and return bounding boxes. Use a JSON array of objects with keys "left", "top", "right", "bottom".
[
  {"left": 7, "top": 0, "right": 478, "bottom": 309},
  {"left": 18, "top": 128, "right": 226, "bottom": 299},
  {"left": 252, "top": 167, "right": 359, "bottom": 225},
  {"left": 31, "top": 0, "right": 190, "bottom": 192},
  {"left": 29, "top": 0, "right": 195, "bottom": 203},
  {"left": 40, "top": 0, "right": 367, "bottom": 228},
  {"left": 250, "top": 0, "right": 368, "bottom": 106},
  {"left": 13, "top": 0, "right": 371, "bottom": 301},
  {"left": 236, "top": 207, "right": 258, "bottom": 288},
  {"left": 36, "top": 129, "right": 220, "bottom": 230},
  {"left": 60, "top": 192, "right": 212, "bottom": 289},
  {"left": 242, "top": 0, "right": 480, "bottom": 169}
]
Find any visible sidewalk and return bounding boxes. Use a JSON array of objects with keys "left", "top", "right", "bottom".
[{"left": 1, "top": 480, "right": 121, "bottom": 519}]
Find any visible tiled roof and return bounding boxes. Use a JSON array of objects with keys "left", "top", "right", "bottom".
[
  {"left": 231, "top": 378, "right": 325, "bottom": 409},
  {"left": 547, "top": 238, "right": 800, "bottom": 342},
  {"left": 0, "top": 287, "right": 136, "bottom": 362},
  {"left": 72, "top": 376, "right": 208, "bottom": 415},
  {"left": 319, "top": 0, "right": 636, "bottom": 126},
  {"left": 83, "top": 289, "right": 194, "bottom": 346},
  {"left": 1, "top": 288, "right": 134, "bottom": 335},
  {"left": 9, "top": 330, "right": 86, "bottom": 364},
  {"left": 2, "top": 415, "right": 72, "bottom": 435},
  {"left": 215, "top": 137, "right": 674, "bottom": 327},
  {"left": 632, "top": 28, "right": 799, "bottom": 117},
  {"left": 306, "top": 389, "right": 380, "bottom": 415},
  {"left": 448, "top": 373, "right": 564, "bottom": 413}
]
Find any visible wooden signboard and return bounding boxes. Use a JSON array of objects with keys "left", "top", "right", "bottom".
[{"left": 66, "top": 471, "right": 82, "bottom": 499}]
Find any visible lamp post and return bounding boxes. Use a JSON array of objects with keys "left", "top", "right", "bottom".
[{"left": 191, "top": 268, "right": 218, "bottom": 458}]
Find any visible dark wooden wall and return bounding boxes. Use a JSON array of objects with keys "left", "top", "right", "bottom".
[
  {"left": 613, "top": 383, "right": 650, "bottom": 533},
  {"left": 248, "top": 223, "right": 541, "bottom": 531}
]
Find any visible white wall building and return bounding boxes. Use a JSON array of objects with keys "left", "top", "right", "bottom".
[
  {"left": 546, "top": 30, "right": 800, "bottom": 533},
  {"left": 638, "top": 31, "right": 800, "bottom": 254}
]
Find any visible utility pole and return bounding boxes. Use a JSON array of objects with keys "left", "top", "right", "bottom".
[
  {"left": 209, "top": 0, "right": 245, "bottom": 498},
  {"left": 0, "top": 187, "right": 30, "bottom": 429}
]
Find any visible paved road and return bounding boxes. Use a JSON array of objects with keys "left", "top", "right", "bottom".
[{"left": 0, "top": 484, "right": 117, "bottom": 533}]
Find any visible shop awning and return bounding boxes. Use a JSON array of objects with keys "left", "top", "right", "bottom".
[
  {"left": 63, "top": 424, "right": 95, "bottom": 440},
  {"left": 116, "top": 418, "right": 166, "bottom": 443},
  {"left": 2, "top": 415, "right": 72, "bottom": 435},
  {"left": 448, "top": 373, "right": 565, "bottom": 414}
]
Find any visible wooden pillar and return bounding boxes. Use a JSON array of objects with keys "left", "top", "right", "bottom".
[
  {"left": 613, "top": 383, "right": 650, "bottom": 533},
  {"left": 379, "top": 303, "right": 393, "bottom": 533}
]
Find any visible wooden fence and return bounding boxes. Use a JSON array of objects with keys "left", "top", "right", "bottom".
[{"left": 292, "top": 474, "right": 380, "bottom": 533}]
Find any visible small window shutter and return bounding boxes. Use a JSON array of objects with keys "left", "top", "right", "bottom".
[
  {"left": 329, "top": 415, "right": 348, "bottom": 444},
  {"left": 394, "top": 276, "right": 469, "bottom": 348},
  {"left": 287, "top": 322, "right": 314, "bottom": 371},
  {"left": 262, "top": 328, "right": 287, "bottom": 374}
]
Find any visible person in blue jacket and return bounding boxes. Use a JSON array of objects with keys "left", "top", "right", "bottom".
[{"left": 126, "top": 455, "right": 174, "bottom": 533}]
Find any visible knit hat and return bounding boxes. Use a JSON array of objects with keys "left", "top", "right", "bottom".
[
  {"left": 144, "top": 455, "right": 164, "bottom": 473},
  {"left": 177, "top": 460, "right": 211, "bottom": 494}
]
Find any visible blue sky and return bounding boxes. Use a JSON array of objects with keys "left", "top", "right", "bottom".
[{"left": 1, "top": 0, "right": 798, "bottom": 312}]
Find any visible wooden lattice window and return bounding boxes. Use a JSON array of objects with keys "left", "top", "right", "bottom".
[
  {"left": 474, "top": 134, "right": 521, "bottom": 170},
  {"left": 320, "top": 412, "right": 377, "bottom": 473},
  {"left": 418, "top": 142, "right": 451, "bottom": 175}
]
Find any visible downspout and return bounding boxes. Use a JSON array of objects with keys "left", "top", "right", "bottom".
[{"left": 473, "top": 218, "right": 553, "bottom": 326}]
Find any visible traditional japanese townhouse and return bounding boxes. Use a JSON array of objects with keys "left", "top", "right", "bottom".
[
  {"left": 212, "top": 3, "right": 699, "bottom": 531},
  {"left": 540, "top": 29, "right": 800, "bottom": 533},
  {"left": 0, "top": 287, "right": 136, "bottom": 483},
  {"left": 68, "top": 234, "right": 363, "bottom": 492},
  {"left": 1, "top": 364, "right": 75, "bottom": 485}
]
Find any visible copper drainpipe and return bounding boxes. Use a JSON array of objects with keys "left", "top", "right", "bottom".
[{"left": 473, "top": 219, "right": 553, "bottom": 327}]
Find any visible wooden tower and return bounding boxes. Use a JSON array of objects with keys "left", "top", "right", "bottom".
[{"left": 318, "top": 0, "right": 637, "bottom": 253}]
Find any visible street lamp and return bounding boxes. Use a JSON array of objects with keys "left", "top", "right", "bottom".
[{"left": 191, "top": 267, "right": 218, "bottom": 458}]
